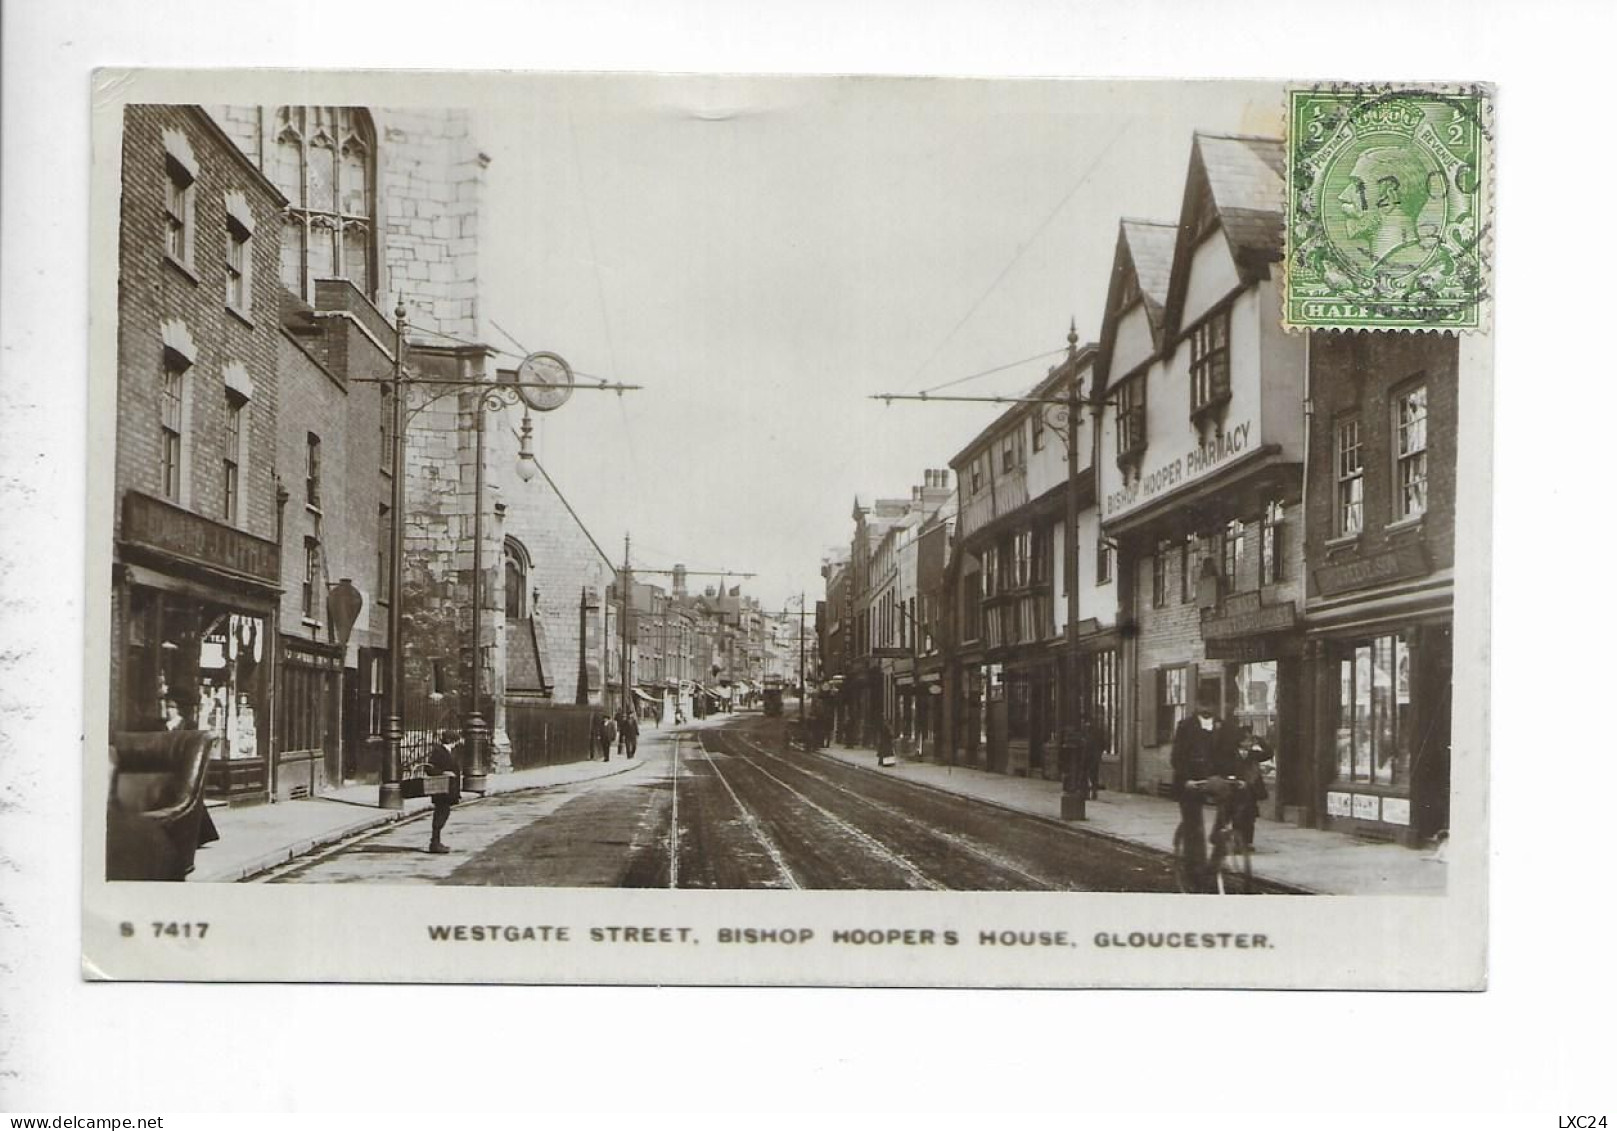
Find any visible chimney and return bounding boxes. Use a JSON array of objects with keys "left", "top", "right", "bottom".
[{"left": 673, "top": 563, "right": 687, "bottom": 599}]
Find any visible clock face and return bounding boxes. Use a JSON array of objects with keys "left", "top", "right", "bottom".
[{"left": 516, "top": 351, "right": 574, "bottom": 412}]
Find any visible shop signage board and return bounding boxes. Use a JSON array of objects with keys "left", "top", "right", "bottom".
[
  {"left": 1201, "top": 599, "right": 1298, "bottom": 640},
  {"left": 1102, "top": 418, "right": 1258, "bottom": 522},
  {"left": 1314, "top": 542, "right": 1433, "bottom": 598},
  {"left": 122, "top": 490, "right": 279, "bottom": 586}
]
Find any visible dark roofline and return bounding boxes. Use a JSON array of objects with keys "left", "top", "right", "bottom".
[
  {"left": 947, "top": 342, "right": 1098, "bottom": 468},
  {"left": 1159, "top": 132, "right": 1283, "bottom": 343},
  {"left": 1094, "top": 218, "right": 1178, "bottom": 391},
  {"left": 186, "top": 106, "right": 290, "bottom": 209}
]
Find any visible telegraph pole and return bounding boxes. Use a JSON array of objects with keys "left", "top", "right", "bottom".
[
  {"left": 872, "top": 324, "right": 1103, "bottom": 819},
  {"left": 620, "top": 533, "right": 632, "bottom": 719}
]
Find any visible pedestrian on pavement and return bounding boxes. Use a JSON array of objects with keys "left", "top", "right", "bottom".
[
  {"left": 1082, "top": 713, "right": 1111, "bottom": 800},
  {"left": 598, "top": 713, "right": 616, "bottom": 761},
  {"left": 1170, "top": 693, "right": 1224, "bottom": 870},
  {"left": 619, "top": 708, "right": 640, "bottom": 758},
  {"left": 877, "top": 717, "right": 896, "bottom": 767},
  {"left": 1227, "top": 723, "right": 1273, "bottom": 850},
  {"left": 425, "top": 728, "right": 463, "bottom": 854}
]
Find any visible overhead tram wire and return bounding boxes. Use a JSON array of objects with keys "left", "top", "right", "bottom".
[
  {"left": 913, "top": 347, "right": 1069, "bottom": 396},
  {"left": 899, "top": 119, "right": 1132, "bottom": 393},
  {"left": 403, "top": 321, "right": 631, "bottom": 390}
]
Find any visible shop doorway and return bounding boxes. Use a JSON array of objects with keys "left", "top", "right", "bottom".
[{"left": 1413, "top": 623, "right": 1453, "bottom": 840}]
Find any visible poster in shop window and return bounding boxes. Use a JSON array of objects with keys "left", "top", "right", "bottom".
[{"left": 79, "top": 68, "right": 1491, "bottom": 989}]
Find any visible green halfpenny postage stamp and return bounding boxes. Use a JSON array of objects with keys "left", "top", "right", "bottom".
[{"left": 1285, "top": 84, "right": 1493, "bottom": 331}]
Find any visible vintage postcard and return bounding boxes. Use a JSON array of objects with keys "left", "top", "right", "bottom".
[{"left": 83, "top": 69, "right": 1492, "bottom": 987}]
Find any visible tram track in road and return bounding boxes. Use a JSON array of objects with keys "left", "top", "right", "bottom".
[
  {"left": 687, "top": 729, "right": 802, "bottom": 889},
  {"left": 701, "top": 731, "right": 944, "bottom": 891},
  {"left": 725, "top": 730, "right": 1076, "bottom": 891},
  {"left": 720, "top": 715, "right": 1307, "bottom": 895}
]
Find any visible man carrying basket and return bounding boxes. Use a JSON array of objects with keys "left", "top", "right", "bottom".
[{"left": 425, "top": 729, "right": 463, "bottom": 854}]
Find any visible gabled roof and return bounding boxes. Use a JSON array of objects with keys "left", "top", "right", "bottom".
[
  {"left": 1162, "top": 132, "right": 1285, "bottom": 340},
  {"left": 1093, "top": 218, "right": 1178, "bottom": 390}
]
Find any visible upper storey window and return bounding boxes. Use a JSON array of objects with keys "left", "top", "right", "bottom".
[
  {"left": 1189, "top": 307, "right": 1231, "bottom": 419},
  {"left": 270, "top": 106, "right": 376, "bottom": 301}
]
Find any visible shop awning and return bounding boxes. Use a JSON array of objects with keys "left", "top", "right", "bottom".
[{"left": 631, "top": 687, "right": 657, "bottom": 703}]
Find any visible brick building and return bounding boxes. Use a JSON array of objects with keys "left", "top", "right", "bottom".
[
  {"left": 1302, "top": 331, "right": 1457, "bottom": 844},
  {"left": 111, "top": 105, "right": 287, "bottom": 804},
  {"left": 271, "top": 281, "right": 395, "bottom": 800},
  {"left": 1094, "top": 134, "right": 1308, "bottom": 809}
]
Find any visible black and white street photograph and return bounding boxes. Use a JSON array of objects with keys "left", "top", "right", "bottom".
[
  {"left": 97, "top": 80, "right": 1478, "bottom": 901},
  {"left": 14, "top": 0, "right": 1617, "bottom": 1120}
]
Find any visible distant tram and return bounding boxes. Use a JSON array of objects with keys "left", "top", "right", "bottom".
[{"left": 762, "top": 677, "right": 785, "bottom": 717}]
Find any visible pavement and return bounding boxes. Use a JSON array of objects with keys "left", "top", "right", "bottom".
[
  {"left": 191, "top": 712, "right": 1446, "bottom": 893},
  {"left": 810, "top": 739, "right": 1448, "bottom": 895},
  {"left": 190, "top": 730, "right": 684, "bottom": 883}
]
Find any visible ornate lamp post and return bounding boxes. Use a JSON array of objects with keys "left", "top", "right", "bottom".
[{"left": 368, "top": 304, "right": 639, "bottom": 808}]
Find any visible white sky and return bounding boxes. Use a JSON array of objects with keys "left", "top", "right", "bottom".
[{"left": 475, "top": 76, "right": 1284, "bottom": 609}]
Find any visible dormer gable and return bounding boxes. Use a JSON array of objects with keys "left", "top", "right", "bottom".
[
  {"left": 1094, "top": 218, "right": 1177, "bottom": 391},
  {"left": 1162, "top": 133, "right": 1285, "bottom": 342}
]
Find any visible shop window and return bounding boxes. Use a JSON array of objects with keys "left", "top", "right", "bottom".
[
  {"left": 1080, "top": 649, "right": 1119, "bottom": 758},
  {"left": 160, "top": 354, "right": 187, "bottom": 502},
  {"left": 302, "top": 537, "right": 320, "bottom": 622},
  {"left": 1151, "top": 540, "right": 1171, "bottom": 609},
  {"left": 1007, "top": 676, "right": 1031, "bottom": 741},
  {"left": 1189, "top": 308, "right": 1231, "bottom": 418},
  {"left": 305, "top": 433, "right": 322, "bottom": 509},
  {"left": 1155, "top": 665, "right": 1189, "bottom": 746},
  {"left": 1337, "top": 416, "right": 1364, "bottom": 536},
  {"left": 1259, "top": 502, "right": 1284, "bottom": 585},
  {"left": 1394, "top": 384, "right": 1428, "bottom": 521},
  {"left": 1116, "top": 375, "right": 1146, "bottom": 466},
  {"left": 1335, "top": 634, "right": 1412, "bottom": 786},
  {"left": 164, "top": 156, "right": 195, "bottom": 267},
  {"left": 270, "top": 106, "right": 377, "bottom": 300},
  {"left": 223, "top": 391, "right": 245, "bottom": 524},
  {"left": 1233, "top": 660, "right": 1280, "bottom": 792}
]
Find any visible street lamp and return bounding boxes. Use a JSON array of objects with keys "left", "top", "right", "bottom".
[{"left": 369, "top": 304, "right": 638, "bottom": 808}]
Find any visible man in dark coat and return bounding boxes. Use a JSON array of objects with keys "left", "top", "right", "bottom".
[
  {"left": 425, "top": 729, "right": 463, "bottom": 854},
  {"left": 1082, "top": 714, "right": 1111, "bottom": 800},
  {"left": 619, "top": 708, "right": 640, "bottom": 758},
  {"left": 1170, "top": 694, "right": 1224, "bottom": 870}
]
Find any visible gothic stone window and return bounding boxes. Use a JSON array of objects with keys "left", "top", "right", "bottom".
[
  {"left": 270, "top": 106, "right": 377, "bottom": 301},
  {"left": 505, "top": 538, "right": 530, "bottom": 620}
]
